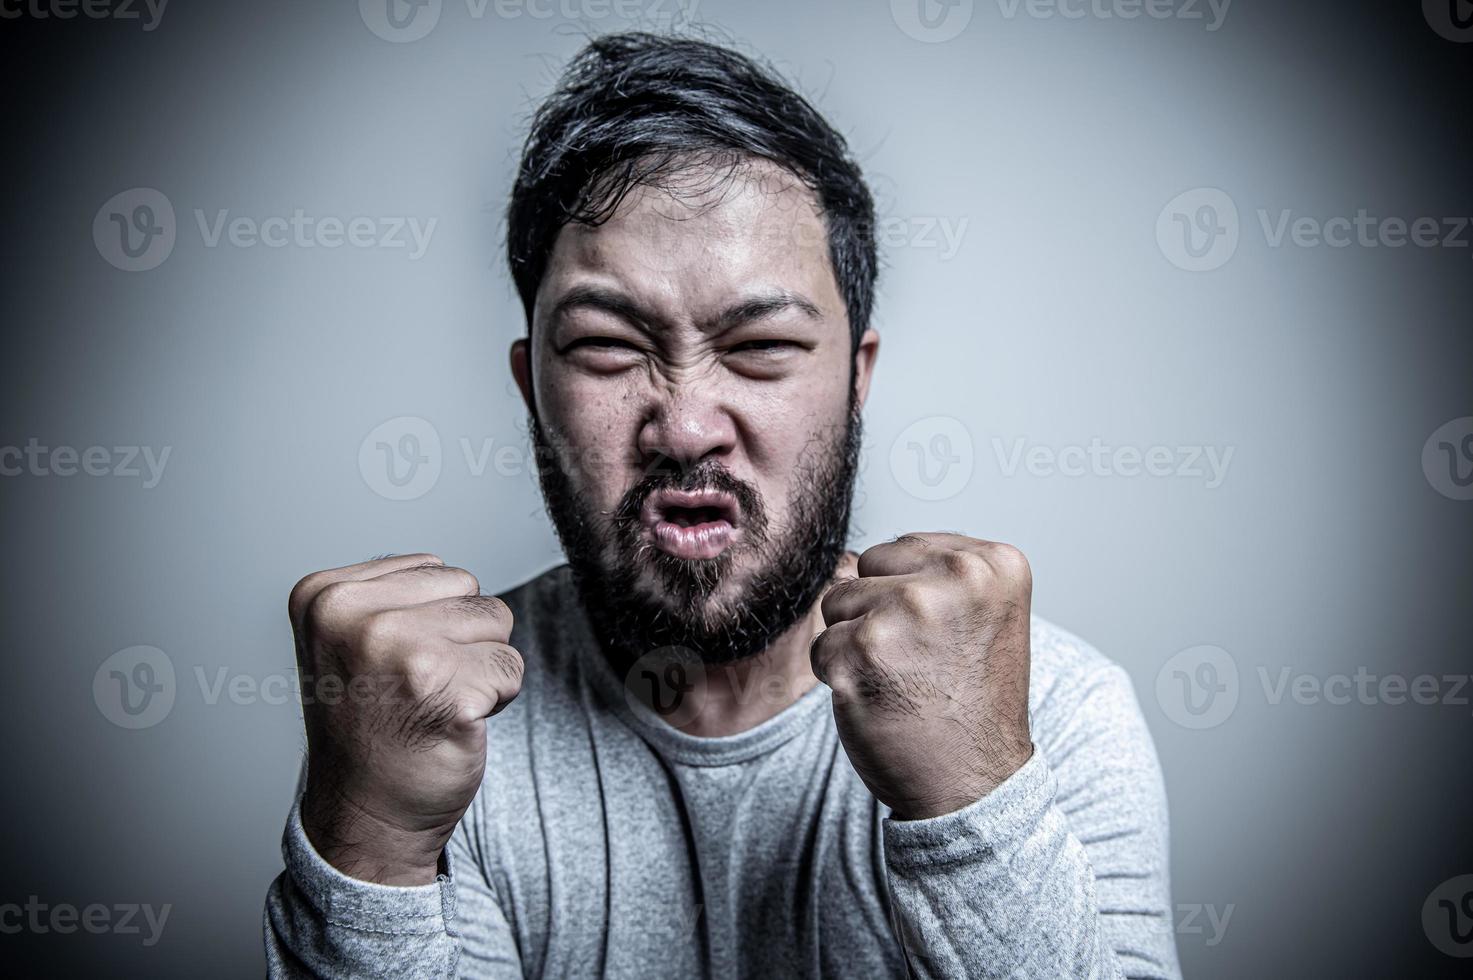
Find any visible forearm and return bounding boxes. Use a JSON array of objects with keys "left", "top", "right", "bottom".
[
  {"left": 884, "top": 753, "right": 1147, "bottom": 978},
  {"left": 882, "top": 662, "right": 1180, "bottom": 980},
  {"left": 264, "top": 794, "right": 465, "bottom": 979}
]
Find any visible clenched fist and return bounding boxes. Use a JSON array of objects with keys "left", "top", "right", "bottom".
[
  {"left": 813, "top": 533, "right": 1035, "bottom": 820},
  {"left": 288, "top": 554, "right": 523, "bottom": 884}
]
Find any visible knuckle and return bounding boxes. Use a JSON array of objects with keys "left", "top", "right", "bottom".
[
  {"left": 289, "top": 571, "right": 333, "bottom": 623},
  {"left": 399, "top": 649, "right": 445, "bottom": 694},
  {"left": 455, "top": 700, "right": 491, "bottom": 728},
  {"left": 986, "top": 543, "right": 1032, "bottom": 585},
  {"left": 488, "top": 645, "right": 525, "bottom": 688},
  {"left": 441, "top": 566, "right": 480, "bottom": 596},
  {"left": 824, "top": 668, "right": 857, "bottom": 704},
  {"left": 812, "top": 644, "right": 852, "bottom": 695},
  {"left": 852, "top": 617, "right": 889, "bottom": 657},
  {"left": 943, "top": 548, "right": 989, "bottom": 581},
  {"left": 855, "top": 544, "right": 890, "bottom": 578},
  {"left": 808, "top": 631, "right": 832, "bottom": 674},
  {"left": 810, "top": 633, "right": 848, "bottom": 689},
  {"left": 894, "top": 582, "right": 931, "bottom": 617},
  {"left": 478, "top": 594, "right": 513, "bottom": 626},
  {"left": 453, "top": 594, "right": 514, "bottom": 636},
  {"left": 306, "top": 580, "right": 359, "bottom": 628},
  {"left": 819, "top": 582, "right": 851, "bottom": 619},
  {"left": 356, "top": 609, "right": 401, "bottom": 651}
]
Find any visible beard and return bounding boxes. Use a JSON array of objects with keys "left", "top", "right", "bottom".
[{"left": 529, "top": 401, "right": 862, "bottom": 672}]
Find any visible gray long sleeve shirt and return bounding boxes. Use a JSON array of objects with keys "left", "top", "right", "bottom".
[{"left": 264, "top": 564, "right": 1181, "bottom": 979}]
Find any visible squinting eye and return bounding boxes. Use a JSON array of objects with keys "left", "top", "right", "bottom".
[
  {"left": 566, "top": 337, "right": 638, "bottom": 352},
  {"left": 730, "top": 339, "right": 797, "bottom": 354}
]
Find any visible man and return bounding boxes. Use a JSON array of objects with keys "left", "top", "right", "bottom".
[{"left": 264, "top": 32, "right": 1179, "bottom": 979}]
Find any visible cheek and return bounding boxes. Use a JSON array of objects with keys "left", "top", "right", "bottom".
[
  {"left": 746, "top": 395, "right": 851, "bottom": 509},
  {"left": 539, "top": 373, "right": 643, "bottom": 504}
]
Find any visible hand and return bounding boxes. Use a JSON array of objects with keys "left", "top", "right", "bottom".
[
  {"left": 813, "top": 533, "right": 1034, "bottom": 820},
  {"left": 287, "top": 554, "right": 523, "bottom": 884}
]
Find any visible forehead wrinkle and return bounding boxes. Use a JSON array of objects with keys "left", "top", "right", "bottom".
[{"left": 540, "top": 164, "right": 840, "bottom": 344}]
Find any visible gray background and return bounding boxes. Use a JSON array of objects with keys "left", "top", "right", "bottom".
[{"left": 1, "top": 0, "right": 1469, "bottom": 975}]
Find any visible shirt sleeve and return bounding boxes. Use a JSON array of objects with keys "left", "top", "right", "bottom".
[
  {"left": 881, "top": 664, "right": 1181, "bottom": 980},
  {"left": 262, "top": 774, "right": 523, "bottom": 979}
]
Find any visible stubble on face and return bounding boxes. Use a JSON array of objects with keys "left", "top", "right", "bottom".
[{"left": 530, "top": 403, "right": 862, "bottom": 672}]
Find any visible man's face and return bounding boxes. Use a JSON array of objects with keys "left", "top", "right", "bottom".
[{"left": 511, "top": 159, "right": 879, "bottom": 666}]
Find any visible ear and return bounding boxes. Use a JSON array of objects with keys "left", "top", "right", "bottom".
[
  {"left": 509, "top": 337, "right": 535, "bottom": 416},
  {"left": 850, "top": 328, "right": 880, "bottom": 410}
]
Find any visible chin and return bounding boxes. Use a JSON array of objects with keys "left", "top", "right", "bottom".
[{"left": 630, "top": 545, "right": 754, "bottom": 614}]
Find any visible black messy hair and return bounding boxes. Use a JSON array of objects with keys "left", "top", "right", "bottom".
[{"left": 505, "top": 32, "right": 879, "bottom": 350}]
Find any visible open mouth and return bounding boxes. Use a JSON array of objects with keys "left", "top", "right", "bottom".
[{"left": 640, "top": 488, "right": 741, "bottom": 560}]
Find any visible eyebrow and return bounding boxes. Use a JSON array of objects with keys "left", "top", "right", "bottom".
[
  {"left": 548, "top": 284, "right": 823, "bottom": 337},
  {"left": 707, "top": 290, "right": 823, "bottom": 332}
]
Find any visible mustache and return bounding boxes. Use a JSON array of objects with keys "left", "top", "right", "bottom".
[
  {"left": 609, "top": 458, "right": 768, "bottom": 545},
  {"left": 528, "top": 405, "right": 862, "bottom": 665}
]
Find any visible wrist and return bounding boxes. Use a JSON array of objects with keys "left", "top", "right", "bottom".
[
  {"left": 301, "top": 782, "right": 451, "bottom": 886},
  {"left": 888, "top": 740, "right": 1034, "bottom": 821}
]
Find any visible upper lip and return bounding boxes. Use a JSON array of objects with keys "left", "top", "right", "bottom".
[{"left": 640, "top": 488, "right": 741, "bottom": 527}]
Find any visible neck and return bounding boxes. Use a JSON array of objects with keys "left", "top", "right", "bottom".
[{"left": 671, "top": 549, "right": 858, "bottom": 738}]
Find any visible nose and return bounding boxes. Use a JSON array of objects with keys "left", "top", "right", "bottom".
[{"left": 636, "top": 391, "right": 737, "bottom": 478}]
